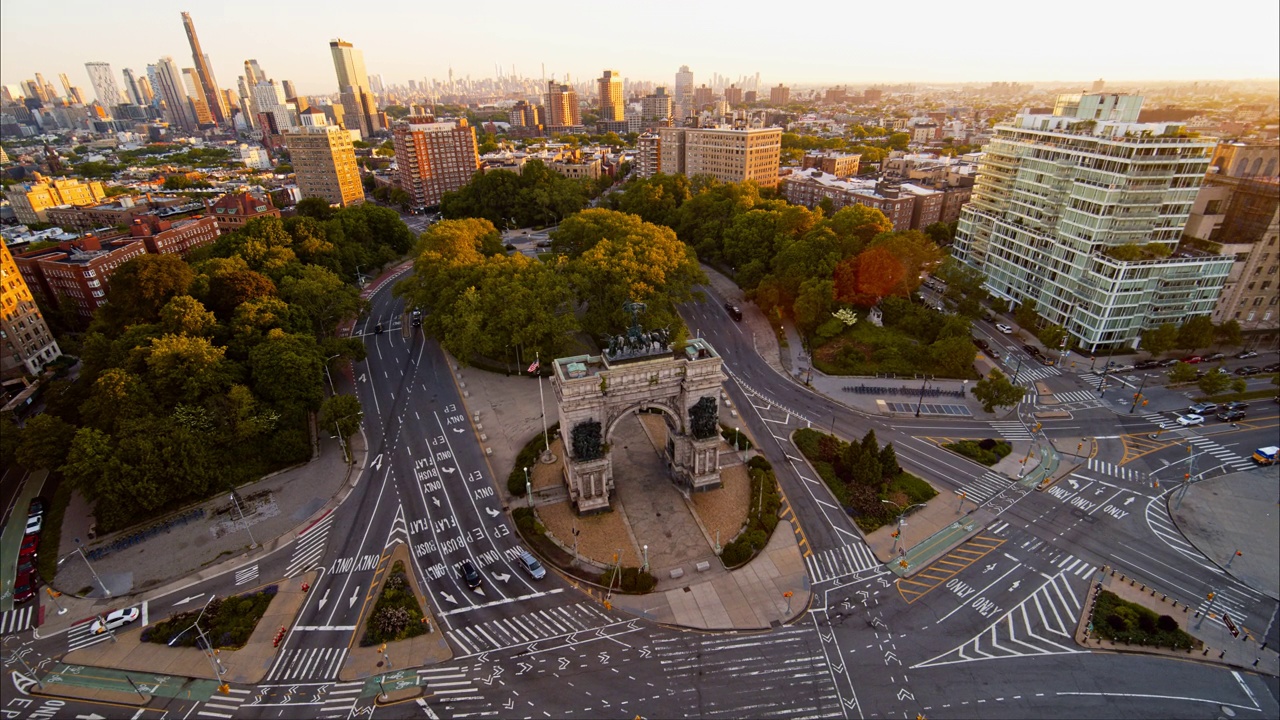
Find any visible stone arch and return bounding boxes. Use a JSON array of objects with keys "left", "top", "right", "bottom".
[
  {"left": 1249, "top": 157, "right": 1264, "bottom": 177},
  {"left": 1233, "top": 158, "right": 1248, "bottom": 176},
  {"left": 1265, "top": 158, "right": 1277, "bottom": 178},
  {"left": 604, "top": 400, "right": 683, "bottom": 442}
]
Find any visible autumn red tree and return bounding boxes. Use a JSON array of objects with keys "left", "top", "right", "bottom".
[{"left": 833, "top": 246, "right": 906, "bottom": 307}]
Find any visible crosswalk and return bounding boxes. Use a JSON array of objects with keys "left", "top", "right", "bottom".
[
  {"left": 1009, "top": 364, "right": 1060, "bottom": 383},
  {"left": 1185, "top": 436, "right": 1255, "bottom": 472},
  {"left": 0, "top": 605, "right": 34, "bottom": 635},
  {"left": 957, "top": 470, "right": 1016, "bottom": 506},
  {"left": 1141, "top": 412, "right": 1168, "bottom": 426},
  {"left": 444, "top": 601, "right": 616, "bottom": 655},
  {"left": 991, "top": 420, "right": 1032, "bottom": 441},
  {"left": 234, "top": 564, "right": 259, "bottom": 586},
  {"left": 265, "top": 646, "right": 349, "bottom": 681},
  {"left": 417, "top": 666, "right": 481, "bottom": 703},
  {"left": 912, "top": 570, "right": 1088, "bottom": 668},
  {"left": 318, "top": 680, "right": 364, "bottom": 716},
  {"left": 804, "top": 542, "right": 882, "bottom": 583},
  {"left": 194, "top": 687, "right": 251, "bottom": 718},
  {"left": 286, "top": 512, "right": 334, "bottom": 578},
  {"left": 1055, "top": 390, "right": 1100, "bottom": 404},
  {"left": 1082, "top": 458, "right": 1146, "bottom": 482},
  {"left": 66, "top": 620, "right": 113, "bottom": 652}
]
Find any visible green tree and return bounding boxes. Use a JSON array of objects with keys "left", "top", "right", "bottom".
[
  {"left": 247, "top": 330, "right": 324, "bottom": 409},
  {"left": 99, "top": 254, "right": 195, "bottom": 329},
  {"left": 277, "top": 266, "right": 364, "bottom": 338},
  {"left": 138, "top": 334, "right": 234, "bottom": 407},
  {"left": 1177, "top": 316, "right": 1215, "bottom": 353},
  {"left": 296, "top": 197, "right": 334, "bottom": 220},
  {"left": 971, "top": 368, "right": 1024, "bottom": 413},
  {"left": 1139, "top": 323, "right": 1179, "bottom": 357},
  {"left": 930, "top": 335, "right": 979, "bottom": 378},
  {"left": 1014, "top": 302, "right": 1039, "bottom": 332},
  {"left": 1215, "top": 319, "right": 1242, "bottom": 348},
  {"left": 1197, "top": 370, "right": 1232, "bottom": 396},
  {"left": 15, "top": 414, "right": 77, "bottom": 470},
  {"left": 1167, "top": 361, "right": 1197, "bottom": 384},
  {"left": 1037, "top": 324, "right": 1068, "bottom": 352},
  {"left": 159, "top": 295, "right": 218, "bottom": 337},
  {"left": 320, "top": 393, "right": 363, "bottom": 452}
]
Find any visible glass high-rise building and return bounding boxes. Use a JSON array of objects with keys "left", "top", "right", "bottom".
[{"left": 951, "top": 93, "right": 1232, "bottom": 352}]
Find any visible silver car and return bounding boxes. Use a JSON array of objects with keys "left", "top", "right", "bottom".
[{"left": 518, "top": 552, "right": 546, "bottom": 580}]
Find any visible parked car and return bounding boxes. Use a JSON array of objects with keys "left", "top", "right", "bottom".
[
  {"left": 410, "top": 309, "right": 423, "bottom": 327},
  {"left": 535, "top": 239, "right": 552, "bottom": 248},
  {"left": 13, "top": 570, "right": 36, "bottom": 604},
  {"left": 1134, "top": 360, "right": 1159, "bottom": 370},
  {"left": 1236, "top": 366, "right": 1261, "bottom": 376},
  {"left": 973, "top": 338, "right": 990, "bottom": 351},
  {"left": 1109, "top": 364, "right": 1135, "bottom": 374},
  {"left": 988, "top": 348, "right": 1002, "bottom": 360},
  {"left": 1188, "top": 402, "right": 1218, "bottom": 415},
  {"left": 24, "top": 514, "right": 41, "bottom": 535},
  {"left": 90, "top": 607, "right": 140, "bottom": 634},
  {"left": 1176, "top": 414, "right": 1205, "bottom": 427},
  {"left": 1182, "top": 355, "right": 1203, "bottom": 364},
  {"left": 1038, "top": 355, "right": 1056, "bottom": 366},
  {"left": 1157, "top": 358, "right": 1180, "bottom": 368},
  {"left": 1205, "top": 352, "right": 1226, "bottom": 361},
  {"left": 996, "top": 323, "right": 1014, "bottom": 334},
  {"left": 27, "top": 497, "right": 47, "bottom": 518},
  {"left": 517, "top": 551, "right": 547, "bottom": 580},
  {"left": 1217, "top": 410, "right": 1246, "bottom": 422},
  {"left": 457, "top": 559, "right": 482, "bottom": 589},
  {"left": 1222, "top": 401, "right": 1249, "bottom": 411},
  {"left": 723, "top": 303, "right": 743, "bottom": 322},
  {"left": 1264, "top": 363, "right": 1279, "bottom": 373},
  {"left": 1237, "top": 350, "right": 1258, "bottom": 359},
  {"left": 1023, "top": 344, "right": 1041, "bottom": 356},
  {"left": 19, "top": 534, "right": 39, "bottom": 560}
]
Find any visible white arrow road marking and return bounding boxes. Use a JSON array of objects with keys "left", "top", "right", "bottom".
[
  {"left": 897, "top": 689, "right": 914, "bottom": 701},
  {"left": 473, "top": 586, "right": 486, "bottom": 596},
  {"left": 440, "top": 592, "right": 457, "bottom": 605},
  {"left": 440, "top": 467, "right": 456, "bottom": 474},
  {"left": 485, "top": 507, "right": 500, "bottom": 518},
  {"left": 173, "top": 594, "right": 204, "bottom": 606},
  {"left": 318, "top": 589, "right": 330, "bottom": 610},
  {"left": 558, "top": 657, "right": 570, "bottom": 671},
  {"left": 516, "top": 662, "right": 532, "bottom": 675},
  {"left": 349, "top": 590, "right": 360, "bottom": 608},
  {"left": 371, "top": 453, "right": 383, "bottom": 471},
  {"left": 1124, "top": 497, "right": 1136, "bottom": 505},
  {"left": 452, "top": 428, "right": 465, "bottom": 433},
  {"left": 1008, "top": 580, "right": 1021, "bottom": 592},
  {"left": 493, "top": 573, "right": 510, "bottom": 583},
  {"left": 432, "top": 498, "right": 441, "bottom": 508}
]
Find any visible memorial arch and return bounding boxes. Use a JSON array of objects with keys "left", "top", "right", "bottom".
[{"left": 550, "top": 325, "right": 724, "bottom": 515}]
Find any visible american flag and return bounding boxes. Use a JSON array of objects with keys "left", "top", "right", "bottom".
[{"left": 527, "top": 360, "right": 540, "bottom": 374}]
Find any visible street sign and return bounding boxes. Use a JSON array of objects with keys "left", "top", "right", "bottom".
[{"left": 1223, "top": 613, "right": 1240, "bottom": 638}]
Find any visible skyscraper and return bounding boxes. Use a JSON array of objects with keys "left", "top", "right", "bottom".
[
  {"left": 84, "top": 61, "right": 122, "bottom": 111},
  {"left": 392, "top": 116, "right": 480, "bottom": 209},
  {"left": 153, "top": 56, "right": 196, "bottom": 132},
  {"left": 951, "top": 93, "right": 1231, "bottom": 352},
  {"left": 181, "top": 11, "right": 229, "bottom": 125},
  {"left": 543, "top": 81, "right": 580, "bottom": 129},
  {"left": 282, "top": 80, "right": 299, "bottom": 101},
  {"left": 597, "top": 70, "right": 624, "bottom": 122},
  {"left": 182, "top": 69, "right": 214, "bottom": 126},
  {"left": 330, "top": 39, "right": 375, "bottom": 136},
  {"left": 122, "top": 68, "right": 144, "bottom": 106},
  {"left": 675, "top": 65, "right": 694, "bottom": 101},
  {"left": 285, "top": 111, "right": 365, "bottom": 207},
  {"left": 146, "top": 65, "right": 164, "bottom": 108},
  {"left": 57, "top": 73, "right": 85, "bottom": 105},
  {"left": 244, "top": 59, "right": 266, "bottom": 87}
]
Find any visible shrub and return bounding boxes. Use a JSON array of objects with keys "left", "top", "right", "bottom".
[
  {"left": 944, "top": 439, "right": 1009, "bottom": 466},
  {"left": 1092, "top": 590, "right": 1197, "bottom": 650},
  {"left": 1157, "top": 615, "right": 1179, "bottom": 632},
  {"left": 361, "top": 561, "right": 429, "bottom": 646},
  {"left": 721, "top": 425, "right": 752, "bottom": 450},
  {"left": 507, "top": 423, "right": 561, "bottom": 496}
]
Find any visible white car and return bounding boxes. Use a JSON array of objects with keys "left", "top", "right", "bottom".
[
  {"left": 24, "top": 514, "right": 42, "bottom": 535},
  {"left": 90, "top": 607, "right": 140, "bottom": 634},
  {"left": 1176, "top": 414, "right": 1205, "bottom": 427},
  {"left": 996, "top": 323, "right": 1014, "bottom": 334}
]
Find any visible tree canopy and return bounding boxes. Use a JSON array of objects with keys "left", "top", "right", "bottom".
[{"left": 440, "top": 160, "right": 590, "bottom": 228}]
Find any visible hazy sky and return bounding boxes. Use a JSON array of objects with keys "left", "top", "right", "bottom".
[{"left": 3, "top": 0, "right": 1278, "bottom": 98}]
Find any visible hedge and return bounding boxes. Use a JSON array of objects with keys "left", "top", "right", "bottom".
[
  {"left": 142, "top": 586, "right": 277, "bottom": 649},
  {"left": 507, "top": 423, "right": 561, "bottom": 496},
  {"left": 361, "top": 561, "right": 430, "bottom": 646},
  {"left": 720, "top": 425, "right": 753, "bottom": 451},
  {"left": 1092, "top": 590, "right": 1198, "bottom": 650},
  {"left": 720, "top": 455, "right": 782, "bottom": 568},
  {"left": 599, "top": 565, "right": 658, "bottom": 593},
  {"left": 944, "top": 438, "right": 1011, "bottom": 466}
]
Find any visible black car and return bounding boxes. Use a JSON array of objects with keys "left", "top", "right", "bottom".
[
  {"left": 973, "top": 338, "right": 990, "bottom": 351},
  {"left": 1217, "top": 409, "right": 1246, "bottom": 422},
  {"left": 1157, "top": 358, "right": 1180, "bottom": 368},
  {"left": 1236, "top": 366, "right": 1261, "bottom": 376},
  {"left": 1264, "top": 363, "right": 1279, "bottom": 373},
  {"left": 410, "top": 309, "right": 423, "bottom": 328},
  {"left": 1222, "top": 401, "right": 1249, "bottom": 411},
  {"left": 723, "top": 303, "right": 743, "bottom": 322},
  {"left": 458, "top": 559, "right": 481, "bottom": 589},
  {"left": 27, "top": 497, "right": 47, "bottom": 519},
  {"left": 1023, "top": 344, "right": 1041, "bottom": 356},
  {"left": 1134, "top": 360, "right": 1159, "bottom": 370}
]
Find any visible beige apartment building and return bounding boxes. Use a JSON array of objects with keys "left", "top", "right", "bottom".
[
  {"left": 5, "top": 173, "right": 107, "bottom": 224},
  {"left": 284, "top": 111, "right": 365, "bottom": 207},
  {"left": 1, "top": 242, "right": 61, "bottom": 379},
  {"left": 658, "top": 125, "right": 782, "bottom": 187},
  {"left": 392, "top": 116, "right": 480, "bottom": 209}
]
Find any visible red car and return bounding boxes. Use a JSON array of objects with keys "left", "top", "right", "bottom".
[
  {"left": 13, "top": 569, "right": 36, "bottom": 603},
  {"left": 19, "top": 534, "right": 39, "bottom": 560},
  {"left": 1181, "top": 355, "right": 1203, "bottom": 364}
]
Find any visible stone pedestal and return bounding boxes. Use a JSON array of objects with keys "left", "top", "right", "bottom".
[{"left": 565, "top": 457, "right": 613, "bottom": 515}]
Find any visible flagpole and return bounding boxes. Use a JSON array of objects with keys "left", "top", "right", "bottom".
[{"left": 537, "top": 351, "right": 550, "bottom": 461}]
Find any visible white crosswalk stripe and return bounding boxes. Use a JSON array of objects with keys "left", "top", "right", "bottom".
[
  {"left": 991, "top": 420, "right": 1032, "bottom": 440},
  {"left": 912, "top": 570, "right": 1089, "bottom": 668},
  {"left": 804, "top": 542, "right": 882, "bottom": 584},
  {"left": 417, "top": 666, "right": 479, "bottom": 701},
  {"left": 444, "top": 602, "right": 616, "bottom": 654},
  {"left": 956, "top": 470, "right": 1015, "bottom": 506},
  {"left": 286, "top": 513, "right": 335, "bottom": 578},
  {"left": 66, "top": 621, "right": 113, "bottom": 652},
  {"left": 0, "top": 605, "right": 34, "bottom": 635},
  {"left": 1010, "top": 365, "right": 1060, "bottom": 382},
  {"left": 318, "top": 680, "right": 364, "bottom": 714},
  {"left": 1083, "top": 458, "right": 1146, "bottom": 482},
  {"left": 1056, "top": 390, "right": 1100, "bottom": 404},
  {"left": 1185, "top": 436, "right": 1255, "bottom": 472},
  {"left": 234, "top": 564, "right": 259, "bottom": 586},
  {"left": 1141, "top": 412, "right": 1169, "bottom": 425},
  {"left": 1021, "top": 392, "right": 1037, "bottom": 404},
  {"left": 266, "top": 646, "right": 349, "bottom": 681},
  {"left": 196, "top": 687, "right": 251, "bottom": 718}
]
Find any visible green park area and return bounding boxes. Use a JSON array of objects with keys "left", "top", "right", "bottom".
[{"left": 794, "top": 428, "right": 936, "bottom": 532}]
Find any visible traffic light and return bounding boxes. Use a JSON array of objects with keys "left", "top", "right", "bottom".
[
  {"left": 218, "top": 683, "right": 230, "bottom": 695},
  {"left": 1207, "top": 592, "right": 1215, "bottom": 601},
  {"left": 891, "top": 530, "right": 899, "bottom": 538}
]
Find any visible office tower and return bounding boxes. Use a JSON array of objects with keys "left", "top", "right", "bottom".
[
  {"left": 330, "top": 39, "right": 375, "bottom": 136},
  {"left": 770, "top": 84, "right": 791, "bottom": 105},
  {"left": 675, "top": 65, "right": 693, "bottom": 101},
  {"left": 951, "top": 93, "right": 1231, "bottom": 352},
  {"left": 724, "top": 84, "right": 743, "bottom": 106},
  {"left": 57, "top": 73, "right": 73, "bottom": 99},
  {"left": 122, "top": 68, "right": 144, "bottom": 105},
  {"left": 34, "top": 74, "right": 54, "bottom": 103},
  {"left": 0, "top": 242, "right": 62, "bottom": 379},
  {"left": 84, "top": 61, "right": 123, "bottom": 111},
  {"left": 145, "top": 65, "right": 164, "bottom": 108},
  {"left": 282, "top": 80, "right": 298, "bottom": 101},
  {"left": 543, "top": 81, "right": 580, "bottom": 129},
  {"left": 284, "top": 112, "right": 365, "bottom": 207},
  {"left": 153, "top": 57, "right": 196, "bottom": 132},
  {"left": 252, "top": 79, "right": 295, "bottom": 134},
  {"left": 182, "top": 69, "right": 214, "bottom": 125},
  {"left": 181, "top": 11, "right": 229, "bottom": 125},
  {"left": 20, "top": 80, "right": 43, "bottom": 102},
  {"left": 368, "top": 74, "right": 384, "bottom": 94},
  {"left": 597, "top": 70, "right": 624, "bottom": 122},
  {"left": 641, "top": 87, "right": 673, "bottom": 124},
  {"left": 57, "top": 73, "right": 85, "bottom": 105},
  {"left": 658, "top": 125, "right": 781, "bottom": 187},
  {"left": 244, "top": 59, "right": 266, "bottom": 86},
  {"left": 392, "top": 116, "right": 480, "bottom": 209},
  {"left": 135, "top": 76, "right": 154, "bottom": 105}
]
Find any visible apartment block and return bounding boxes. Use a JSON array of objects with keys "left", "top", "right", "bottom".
[
  {"left": 597, "top": 70, "right": 624, "bottom": 122},
  {"left": 284, "top": 113, "right": 365, "bottom": 207},
  {"left": 543, "top": 81, "right": 581, "bottom": 129},
  {"left": 658, "top": 125, "right": 781, "bottom": 188},
  {"left": 392, "top": 116, "right": 480, "bottom": 209},
  {"left": 1, "top": 242, "right": 61, "bottom": 379},
  {"left": 802, "top": 151, "right": 861, "bottom": 177},
  {"left": 636, "top": 132, "right": 661, "bottom": 178},
  {"left": 770, "top": 85, "right": 790, "bottom": 106},
  {"left": 206, "top": 191, "right": 281, "bottom": 232},
  {"left": 5, "top": 173, "right": 106, "bottom": 224},
  {"left": 14, "top": 234, "right": 148, "bottom": 320},
  {"left": 951, "top": 93, "right": 1231, "bottom": 352}
]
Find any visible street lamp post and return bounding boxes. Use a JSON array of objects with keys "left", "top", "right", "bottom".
[
  {"left": 915, "top": 377, "right": 930, "bottom": 418},
  {"left": 229, "top": 492, "right": 257, "bottom": 549},
  {"left": 60, "top": 537, "right": 110, "bottom": 598},
  {"left": 169, "top": 596, "right": 226, "bottom": 689},
  {"left": 881, "top": 500, "right": 926, "bottom": 555},
  {"left": 1128, "top": 374, "right": 1152, "bottom": 414},
  {"left": 524, "top": 466, "right": 532, "bottom": 509},
  {"left": 642, "top": 544, "right": 649, "bottom": 573}
]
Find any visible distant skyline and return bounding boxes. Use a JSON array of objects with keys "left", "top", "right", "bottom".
[{"left": 2, "top": 1, "right": 1277, "bottom": 99}]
